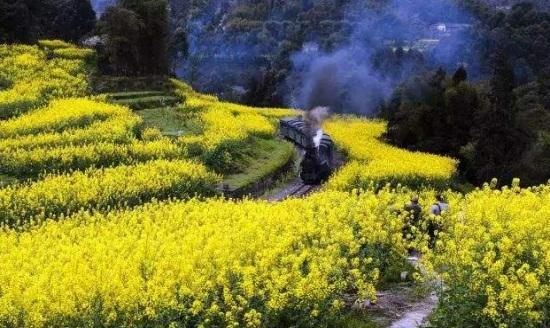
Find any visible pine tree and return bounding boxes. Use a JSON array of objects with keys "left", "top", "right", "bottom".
[
  {"left": 470, "top": 47, "right": 527, "bottom": 184},
  {"left": 452, "top": 65, "right": 468, "bottom": 85}
]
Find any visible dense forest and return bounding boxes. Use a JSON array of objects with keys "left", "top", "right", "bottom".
[
  {"left": 0, "top": 0, "right": 96, "bottom": 43},
  {"left": 1, "top": 0, "right": 549, "bottom": 185}
]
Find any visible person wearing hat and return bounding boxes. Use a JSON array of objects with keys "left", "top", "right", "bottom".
[
  {"left": 402, "top": 195, "right": 422, "bottom": 243},
  {"left": 405, "top": 195, "right": 422, "bottom": 225}
]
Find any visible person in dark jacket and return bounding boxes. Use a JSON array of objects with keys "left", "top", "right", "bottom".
[{"left": 402, "top": 195, "right": 422, "bottom": 242}]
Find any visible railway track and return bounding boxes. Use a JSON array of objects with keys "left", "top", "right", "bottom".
[
  {"left": 266, "top": 179, "right": 318, "bottom": 202},
  {"left": 287, "top": 183, "right": 315, "bottom": 198}
]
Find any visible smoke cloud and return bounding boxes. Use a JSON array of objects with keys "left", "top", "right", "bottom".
[
  {"left": 89, "top": 0, "right": 113, "bottom": 17},
  {"left": 289, "top": 0, "right": 476, "bottom": 115},
  {"left": 304, "top": 106, "right": 330, "bottom": 131},
  {"left": 292, "top": 48, "right": 392, "bottom": 115},
  {"left": 175, "top": 0, "right": 269, "bottom": 98}
]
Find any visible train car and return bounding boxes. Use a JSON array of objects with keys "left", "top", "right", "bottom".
[{"left": 279, "top": 118, "right": 335, "bottom": 184}]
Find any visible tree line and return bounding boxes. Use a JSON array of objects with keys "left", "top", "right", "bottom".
[
  {"left": 384, "top": 3, "right": 550, "bottom": 186},
  {"left": 0, "top": 0, "right": 96, "bottom": 43},
  {"left": 0, "top": 0, "right": 172, "bottom": 76}
]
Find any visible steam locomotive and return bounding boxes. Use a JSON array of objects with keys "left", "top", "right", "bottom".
[{"left": 279, "top": 117, "right": 335, "bottom": 185}]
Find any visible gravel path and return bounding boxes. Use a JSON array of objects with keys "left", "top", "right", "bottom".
[{"left": 388, "top": 293, "right": 438, "bottom": 328}]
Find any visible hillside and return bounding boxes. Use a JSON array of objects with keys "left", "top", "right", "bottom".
[
  {"left": 2, "top": 2, "right": 550, "bottom": 327},
  {"left": 1, "top": 41, "right": 550, "bottom": 328},
  {"left": 480, "top": 0, "right": 550, "bottom": 9}
]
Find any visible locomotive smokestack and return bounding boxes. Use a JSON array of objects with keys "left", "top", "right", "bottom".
[{"left": 304, "top": 106, "right": 330, "bottom": 148}]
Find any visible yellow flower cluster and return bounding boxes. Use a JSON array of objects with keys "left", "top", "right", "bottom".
[
  {"left": 171, "top": 79, "right": 295, "bottom": 120},
  {"left": 171, "top": 80, "right": 296, "bottom": 172},
  {"left": 0, "top": 159, "right": 220, "bottom": 228},
  {"left": 424, "top": 182, "right": 550, "bottom": 327},
  {"left": 52, "top": 47, "right": 95, "bottom": 61},
  {"left": 6, "top": 41, "right": 546, "bottom": 328},
  {"left": 324, "top": 116, "right": 457, "bottom": 190},
  {"left": 0, "top": 43, "right": 88, "bottom": 118},
  {"left": 1, "top": 139, "right": 185, "bottom": 178},
  {"left": 0, "top": 190, "right": 407, "bottom": 327},
  {"left": 0, "top": 99, "right": 157, "bottom": 178},
  {"left": 0, "top": 98, "right": 132, "bottom": 138},
  {"left": 37, "top": 39, "right": 74, "bottom": 50},
  {"left": 180, "top": 92, "right": 293, "bottom": 149}
]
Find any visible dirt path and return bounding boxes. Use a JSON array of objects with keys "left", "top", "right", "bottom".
[
  {"left": 388, "top": 293, "right": 438, "bottom": 328},
  {"left": 387, "top": 255, "right": 438, "bottom": 328},
  {"left": 351, "top": 254, "right": 439, "bottom": 328}
]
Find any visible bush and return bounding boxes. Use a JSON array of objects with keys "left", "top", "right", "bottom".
[{"left": 38, "top": 39, "right": 73, "bottom": 50}]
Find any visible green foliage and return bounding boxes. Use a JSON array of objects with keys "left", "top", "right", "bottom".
[
  {"left": 384, "top": 68, "right": 483, "bottom": 158},
  {"left": 201, "top": 139, "right": 251, "bottom": 174},
  {"left": 38, "top": 39, "right": 73, "bottom": 50},
  {"left": 223, "top": 138, "right": 294, "bottom": 191},
  {"left": 384, "top": 61, "right": 549, "bottom": 186},
  {"left": 98, "top": 0, "right": 170, "bottom": 75},
  {"left": 111, "top": 95, "right": 181, "bottom": 110},
  {"left": 52, "top": 48, "right": 96, "bottom": 61},
  {"left": 0, "top": 0, "right": 95, "bottom": 44}
]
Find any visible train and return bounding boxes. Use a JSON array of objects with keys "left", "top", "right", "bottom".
[{"left": 279, "top": 117, "right": 335, "bottom": 185}]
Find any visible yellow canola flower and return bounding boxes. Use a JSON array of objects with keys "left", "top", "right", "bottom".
[
  {"left": 325, "top": 117, "right": 457, "bottom": 190},
  {"left": 0, "top": 190, "right": 407, "bottom": 327},
  {"left": 425, "top": 183, "right": 550, "bottom": 327},
  {"left": 171, "top": 80, "right": 296, "bottom": 173},
  {"left": 0, "top": 95, "right": 185, "bottom": 179},
  {"left": 0, "top": 98, "right": 133, "bottom": 138},
  {"left": 0, "top": 43, "right": 88, "bottom": 118},
  {"left": 7, "top": 40, "right": 550, "bottom": 328},
  {"left": 0, "top": 139, "right": 185, "bottom": 178},
  {"left": 0, "top": 159, "right": 220, "bottom": 228}
]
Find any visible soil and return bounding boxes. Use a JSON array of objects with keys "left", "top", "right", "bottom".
[{"left": 387, "top": 293, "right": 438, "bottom": 328}]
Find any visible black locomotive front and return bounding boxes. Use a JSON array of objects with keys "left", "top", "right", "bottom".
[{"left": 280, "top": 118, "right": 334, "bottom": 185}]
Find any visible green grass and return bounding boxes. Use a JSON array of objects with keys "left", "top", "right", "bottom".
[
  {"left": 0, "top": 174, "right": 18, "bottom": 188},
  {"left": 331, "top": 282, "right": 434, "bottom": 328},
  {"left": 136, "top": 107, "right": 202, "bottom": 137},
  {"left": 106, "top": 91, "right": 167, "bottom": 100},
  {"left": 330, "top": 314, "right": 385, "bottom": 328},
  {"left": 112, "top": 96, "right": 181, "bottom": 110},
  {"left": 223, "top": 138, "right": 294, "bottom": 190}
]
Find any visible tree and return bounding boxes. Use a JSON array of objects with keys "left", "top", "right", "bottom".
[
  {"left": 452, "top": 65, "right": 468, "bottom": 85},
  {"left": 469, "top": 48, "right": 529, "bottom": 184},
  {"left": 98, "top": 6, "right": 141, "bottom": 75},
  {"left": 48, "top": 0, "right": 96, "bottom": 42},
  {"left": 0, "top": 0, "right": 95, "bottom": 44},
  {"left": 169, "top": 26, "right": 188, "bottom": 73},
  {"left": 0, "top": 0, "right": 34, "bottom": 43},
  {"left": 99, "top": 0, "right": 170, "bottom": 75}
]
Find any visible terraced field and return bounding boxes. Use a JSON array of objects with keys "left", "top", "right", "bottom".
[{"left": 1, "top": 42, "right": 550, "bottom": 328}]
